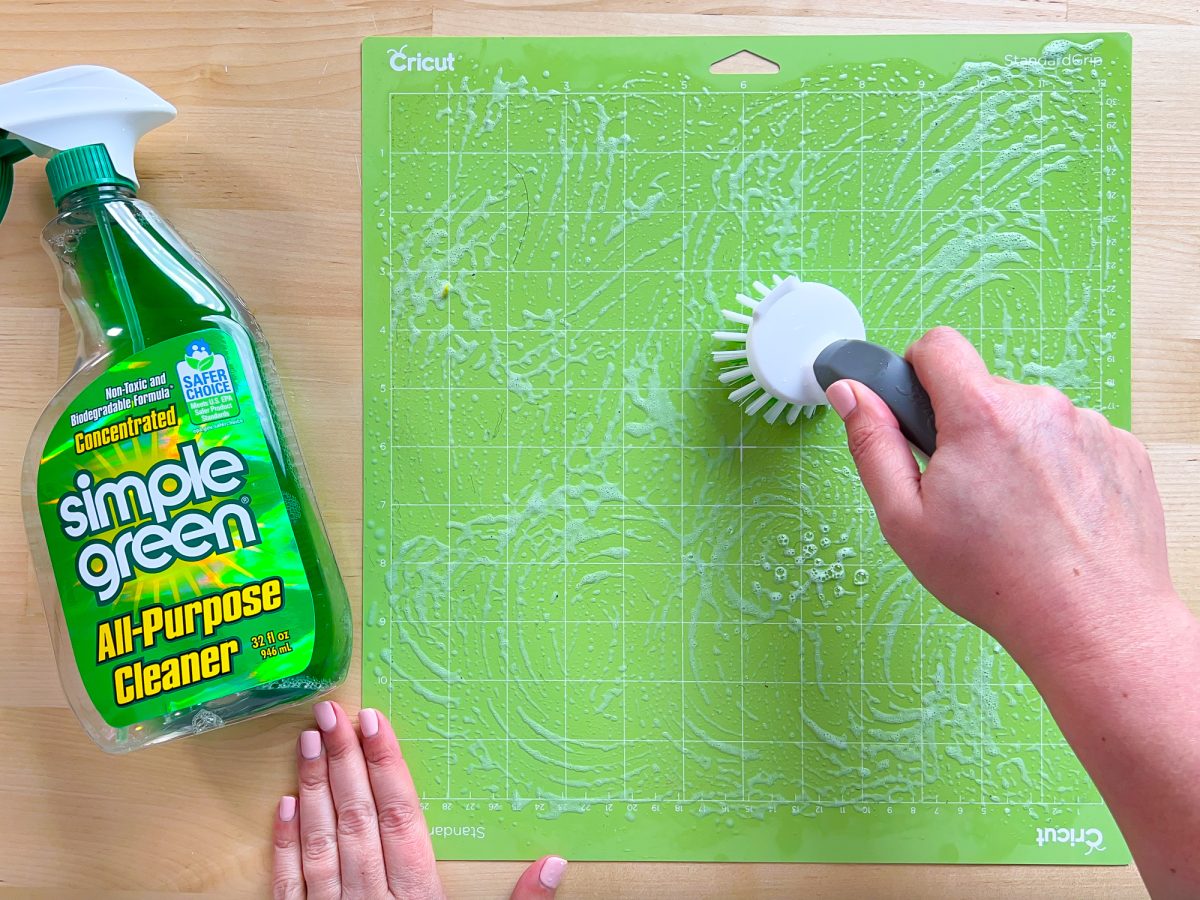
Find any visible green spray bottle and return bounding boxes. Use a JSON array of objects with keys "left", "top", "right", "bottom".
[{"left": 0, "top": 66, "right": 352, "bottom": 752}]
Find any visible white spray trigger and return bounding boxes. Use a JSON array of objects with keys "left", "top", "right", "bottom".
[{"left": 0, "top": 65, "right": 176, "bottom": 188}]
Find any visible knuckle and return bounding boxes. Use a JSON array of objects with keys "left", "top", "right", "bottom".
[
  {"left": 335, "top": 798, "right": 379, "bottom": 838},
  {"left": 964, "top": 376, "right": 999, "bottom": 408},
  {"left": 271, "top": 874, "right": 303, "bottom": 900},
  {"left": 913, "top": 325, "right": 959, "bottom": 361},
  {"left": 924, "top": 324, "right": 959, "bottom": 344},
  {"left": 377, "top": 796, "right": 422, "bottom": 839},
  {"left": 298, "top": 767, "right": 328, "bottom": 793},
  {"left": 846, "top": 420, "right": 888, "bottom": 461},
  {"left": 1036, "top": 384, "right": 1073, "bottom": 413},
  {"left": 273, "top": 833, "right": 300, "bottom": 854},
  {"left": 366, "top": 739, "right": 404, "bottom": 770},
  {"left": 961, "top": 381, "right": 1007, "bottom": 430},
  {"left": 324, "top": 737, "right": 360, "bottom": 765},
  {"left": 1078, "top": 407, "right": 1113, "bottom": 437},
  {"left": 301, "top": 828, "right": 339, "bottom": 867}
]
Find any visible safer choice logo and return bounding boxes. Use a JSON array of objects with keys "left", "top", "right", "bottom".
[{"left": 176, "top": 339, "right": 238, "bottom": 423}]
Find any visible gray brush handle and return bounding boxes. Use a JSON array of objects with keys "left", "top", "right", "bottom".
[{"left": 813, "top": 339, "right": 937, "bottom": 457}]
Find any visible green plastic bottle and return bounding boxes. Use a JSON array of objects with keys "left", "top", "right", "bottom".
[{"left": 1, "top": 66, "right": 351, "bottom": 752}]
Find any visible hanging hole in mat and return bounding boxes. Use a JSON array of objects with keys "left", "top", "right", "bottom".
[{"left": 709, "top": 49, "right": 780, "bottom": 76}]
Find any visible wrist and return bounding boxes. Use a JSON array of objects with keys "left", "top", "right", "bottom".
[{"left": 997, "top": 587, "right": 1192, "bottom": 683}]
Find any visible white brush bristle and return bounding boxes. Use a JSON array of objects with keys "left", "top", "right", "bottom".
[
  {"left": 762, "top": 398, "right": 787, "bottom": 424},
  {"left": 712, "top": 349, "right": 747, "bottom": 362},
  {"left": 745, "top": 392, "right": 772, "bottom": 416},
  {"left": 717, "top": 365, "right": 753, "bottom": 384},
  {"left": 728, "top": 380, "right": 761, "bottom": 403},
  {"left": 712, "top": 274, "right": 811, "bottom": 425}
]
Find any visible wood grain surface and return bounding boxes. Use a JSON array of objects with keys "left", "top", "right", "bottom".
[{"left": 1, "top": 1, "right": 1195, "bottom": 896}]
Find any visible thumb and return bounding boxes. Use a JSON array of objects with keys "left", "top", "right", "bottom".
[
  {"left": 510, "top": 856, "right": 568, "bottom": 899},
  {"left": 825, "top": 379, "right": 922, "bottom": 533}
]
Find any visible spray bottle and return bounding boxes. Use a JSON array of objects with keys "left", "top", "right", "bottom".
[{"left": 0, "top": 66, "right": 352, "bottom": 752}]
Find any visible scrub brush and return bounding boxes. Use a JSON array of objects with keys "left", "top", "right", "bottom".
[{"left": 712, "top": 275, "right": 938, "bottom": 455}]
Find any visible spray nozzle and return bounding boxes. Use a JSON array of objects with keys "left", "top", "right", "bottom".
[{"left": 0, "top": 65, "right": 176, "bottom": 222}]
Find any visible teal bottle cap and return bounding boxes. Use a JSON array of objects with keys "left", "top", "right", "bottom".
[{"left": 46, "top": 143, "right": 135, "bottom": 205}]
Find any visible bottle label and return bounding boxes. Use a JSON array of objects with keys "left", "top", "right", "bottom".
[{"left": 36, "top": 329, "right": 316, "bottom": 728}]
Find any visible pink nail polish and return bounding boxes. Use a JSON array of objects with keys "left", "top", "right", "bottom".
[
  {"left": 313, "top": 701, "right": 336, "bottom": 732},
  {"left": 278, "top": 795, "right": 297, "bottom": 822},
  {"left": 825, "top": 380, "right": 857, "bottom": 419},
  {"left": 539, "top": 856, "right": 568, "bottom": 889},
  {"left": 300, "top": 730, "right": 322, "bottom": 760},
  {"left": 360, "top": 708, "right": 380, "bottom": 738}
]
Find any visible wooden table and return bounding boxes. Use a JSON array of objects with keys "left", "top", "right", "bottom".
[{"left": 1, "top": 1, "right": 1195, "bottom": 896}]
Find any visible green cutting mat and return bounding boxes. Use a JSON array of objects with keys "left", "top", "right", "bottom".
[{"left": 361, "top": 34, "right": 1131, "bottom": 864}]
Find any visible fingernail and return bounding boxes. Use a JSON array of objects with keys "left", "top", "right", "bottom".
[
  {"left": 314, "top": 701, "right": 336, "bottom": 732},
  {"left": 300, "top": 730, "right": 322, "bottom": 760},
  {"left": 539, "top": 856, "right": 568, "bottom": 889},
  {"left": 278, "top": 795, "right": 297, "bottom": 822},
  {"left": 825, "top": 380, "right": 857, "bottom": 419},
  {"left": 360, "top": 708, "right": 380, "bottom": 738}
]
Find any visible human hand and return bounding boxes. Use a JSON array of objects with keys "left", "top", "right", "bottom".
[
  {"left": 824, "top": 326, "right": 1178, "bottom": 662},
  {"left": 272, "top": 701, "right": 567, "bottom": 899}
]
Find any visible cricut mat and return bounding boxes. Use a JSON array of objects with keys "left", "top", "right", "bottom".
[{"left": 361, "top": 34, "right": 1132, "bottom": 864}]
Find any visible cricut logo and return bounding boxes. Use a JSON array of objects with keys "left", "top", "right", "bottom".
[
  {"left": 1036, "top": 826, "right": 1106, "bottom": 855},
  {"left": 389, "top": 45, "right": 456, "bottom": 74}
]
